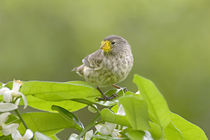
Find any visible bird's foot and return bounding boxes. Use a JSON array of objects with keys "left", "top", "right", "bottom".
[
  {"left": 122, "top": 87, "right": 128, "bottom": 93},
  {"left": 97, "top": 95, "right": 117, "bottom": 101}
]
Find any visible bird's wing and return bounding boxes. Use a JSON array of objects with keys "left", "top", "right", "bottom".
[{"left": 82, "top": 50, "right": 103, "bottom": 70}]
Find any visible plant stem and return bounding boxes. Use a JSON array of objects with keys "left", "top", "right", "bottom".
[
  {"left": 79, "top": 113, "right": 100, "bottom": 138},
  {"left": 15, "top": 109, "right": 28, "bottom": 129}
]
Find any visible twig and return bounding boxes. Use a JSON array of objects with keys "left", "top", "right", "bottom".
[{"left": 14, "top": 109, "right": 28, "bottom": 129}]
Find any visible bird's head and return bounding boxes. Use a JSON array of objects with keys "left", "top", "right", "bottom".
[{"left": 100, "top": 35, "right": 129, "bottom": 54}]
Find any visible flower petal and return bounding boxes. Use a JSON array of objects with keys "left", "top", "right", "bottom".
[
  {"left": 111, "top": 129, "right": 121, "bottom": 137},
  {"left": 100, "top": 126, "right": 112, "bottom": 135},
  {"left": 85, "top": 130, "right": 93, "bottom": 140},
  {"left": 11, "top": 129, "right": 22, "bottom": 140},
  {"left": 96, "top": 123, "right": 116, "bottom": 135},
  {"left": 136, "top": 90, "right": 140, "bottom": 94},
  {"left": 0, "top": 112, "right": 11, "bottom": 125},
  {"left": 2, "top": 123, "right": 19, "bottom": 136},
  {"left": 3, "top": 92, "right": 13, "bottom": 103},
  {"left": 23, "top": 129, "right": 33, "bottom": 139},
  {"left": 15, "top": 98, "right": 21, "bottom": 106},
  {"left": 143, "top": 131, "right": 153, "bottom": 140},
  {"left": 19, "top": 92, "right": 28, "bottom": 109},
  {"left": 105, "top": 122, "right": 116, "bottom": 132},
  {"left": 0, "top": 103, "right": 18, "bottom": 112},
  {"left": 35, "top": 132, "right": 51, "bottom": 140},
  {"left": 68, "top": 133, "right": 79, "bottom": 140},
  {"left": 12, "top": 80, "right": 22, "bottom": 93},
  {"left": 0, "top": 87, "right": 12, "bottom": 103},
  {"left": 95, "top": 124, "right": 103, "bottom": 132},
  {"left": 0, "top": 87, "right": 10, "bottom": 94}
]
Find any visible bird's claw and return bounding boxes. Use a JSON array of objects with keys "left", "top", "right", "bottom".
[
  {"left": 122, "top": 87, "right": 127, "bottom": 93},
  {"left": 98, "top": 93, "right": 119, "bottom": 101}
]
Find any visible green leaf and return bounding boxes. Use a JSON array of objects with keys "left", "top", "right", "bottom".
[
  {"left": 133, "top": 74, "right": 170, "bottom": 128},
  {"left": 0, "top": 82, "right": 2, "bottom": 88},
  {"left": 19, "top": 112, "right": 82, "bottom": 133},
  {"left": 51, "top": 105, "right": 84, "bottom": 130},
  {"left": 0, "top": 135, "right": 13, "bottom": 140},
  {"left": 170, "top": 112, "right": 208, "bottom": 140},
  {"left": 70, "top": 98, "right": 99, "bottom": 112},
  {"left": 70, "top": 98, "right": 95, "bottom": 105},
  {"left": 119, "top": 95, "right": 150, "bottom": 131},
  {"left": 48, "top": 135, "right": 59, "bottom": 140},
  {"left": 26, "top": 95, "right": 86, "bottom": 112},
  {"left": 4, "top": 81, "right": 12, "bottom": 89},
  {"left": 92, "top": 135, "right": 125, "bottom": 140},
  {"left": 111, "top": 104, "right": 119, "bottom": 113},
  {"left": 66, "top": 81, "right": 94, "bottom": 87},
  {"left": 164, "top": 122, "right": 183, "bottom": 140},
  {"left": 100, "top": 108, "right": 131, "bottom": 127},
  {"left": 149, "top": 122, "right": 162, "bottom": 139},
  {"left": 126, "top": 130, "right": 144, "bottom": 140},
  {"left": 19, "top": 81, "right": 100, "bottom": 101},
  {"left": 42, "top": 129, "right": 62, "bottom": 140}
]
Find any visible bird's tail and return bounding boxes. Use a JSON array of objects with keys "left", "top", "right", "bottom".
[
  {"left": 72, "top": 65, "right": 84, "bottom": 77},
  {"left": 72, "top": 67, "right": 77, "bottom": 72}
]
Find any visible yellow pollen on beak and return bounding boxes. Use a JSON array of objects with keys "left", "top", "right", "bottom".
[{"left": 101, "top": 40, "right": 111, "bottom": 52}]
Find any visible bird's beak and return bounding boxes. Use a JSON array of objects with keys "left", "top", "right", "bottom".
[{"left": 100, "top": 40, "right": 111, "bottom": 52}]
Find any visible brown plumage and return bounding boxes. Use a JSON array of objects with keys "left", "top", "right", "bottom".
[{"left": 73, "top": 35, "right": 133, "bottom": 99}]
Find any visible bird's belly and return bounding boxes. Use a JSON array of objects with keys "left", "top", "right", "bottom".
[
  {"left": 84, "top": 68, "right": 117, "bottom": 87},
  {"left": 83, "top": 58, "right": 132, "bottom": 87}
]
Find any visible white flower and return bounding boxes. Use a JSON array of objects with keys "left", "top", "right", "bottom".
[
  {"left": 35, "top": 131, "right": 52, "bottom": 140},
  {"left": 0, "top": 102, "right": 18, "bottom": 112},
  {"left": 12, "top": 129, "right": 33, "bottom": 140},
  {"left": 12, "top": 80, "right": 22, "bottom": 95},
  {"left": 11, "top": 80, "right": 28, "bottom": 109},
  {"left": 0, "top": 80, "right": 27, "bottom": 109},
  {"left": 136, "top": 90, "right": 140, "bottom": 94},
  {"left": 112, "top": 129, "right": 121, "bottom": 138},
  {"left": 84, "top": 130, "right": 93, "bottom": 140},
  {"left": 143, "top": 131, "right": 153, "bottom": 140},
  {"left": 0, "top": 87, "right": 12, "bottom": 103},
  {"left": 2, "top": 123, "right": 19, "bottom": 136},
  {"left": 95, "top": 104, "right": 127, "bottom": 137},
  {"left": 68, "top": 133, "right": 78, "bottom": 140},
  {"left": 95, "top": 122, "right": 116, "bottom": 136},
  {"left": 0, "top": 112, "right": 19, "bottom": 136},
  {"left": 0, "top": 112, "right": 11, "bottom": 125},
  {"left": 68, "top": 130, "right": 93, "bottom": 140},
  {"left": 95, "top": 105, "right": 127, "bottom": 138},
  {"left": 0, "top": 112, "right": 33, "bottom": 139}
]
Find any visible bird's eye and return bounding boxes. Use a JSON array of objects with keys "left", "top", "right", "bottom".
[{"left": 111, "top": 41, "right": 115, "bottom": 45}]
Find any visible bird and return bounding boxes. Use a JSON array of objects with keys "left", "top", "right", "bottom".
[{"left": 73, "top": 35, "right": 133, "bottom": 100}]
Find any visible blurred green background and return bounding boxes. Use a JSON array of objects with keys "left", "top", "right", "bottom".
[{"left": 0, "top": 0, "right": 209, "bottom": 138}]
